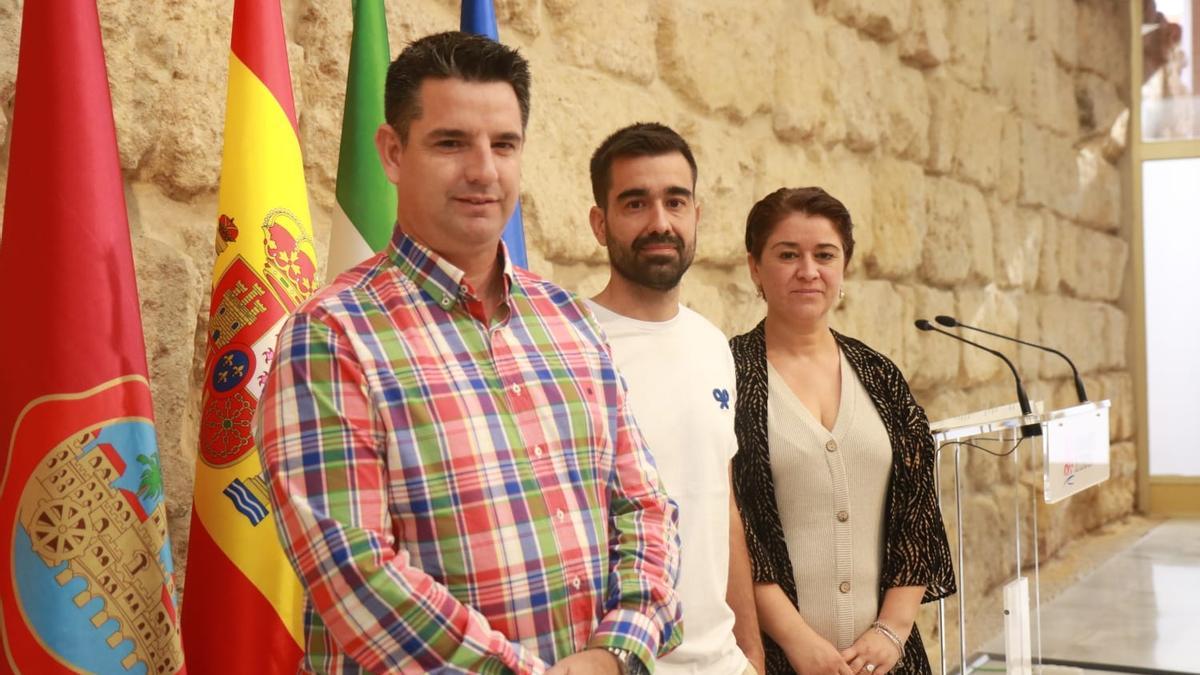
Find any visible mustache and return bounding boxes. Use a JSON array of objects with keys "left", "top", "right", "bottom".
[{"left": 633, "top": 233, "right": 684, "bottom": 252}]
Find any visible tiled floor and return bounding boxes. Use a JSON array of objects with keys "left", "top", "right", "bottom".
[{"left": 981, "top": 518, "right": 1200, "bottom": 674}]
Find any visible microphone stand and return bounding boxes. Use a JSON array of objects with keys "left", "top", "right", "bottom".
[
  {"left": 915, "top": 319, "right": 1042, "bottom": 437},
  {"left": 935, "top": 315, "right": 1087, "bottom": 403}
]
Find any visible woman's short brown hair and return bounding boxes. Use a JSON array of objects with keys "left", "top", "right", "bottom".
[{"left": 744, "top": 186, "right": 855, "bottom": 264}]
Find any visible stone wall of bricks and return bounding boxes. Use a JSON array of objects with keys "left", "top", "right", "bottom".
[{"left": 0, "top": 0, "right": 1133, "bottom": 663}]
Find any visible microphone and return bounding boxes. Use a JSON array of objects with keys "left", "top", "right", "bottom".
[
  {"left": 935, "top": 315, "right": 1087, "bottom": 403},
  {"left": 915, "top": 319, "right": 1042, "bottom": 437}
]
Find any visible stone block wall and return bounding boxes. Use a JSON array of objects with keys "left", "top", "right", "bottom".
[{"left": 0, "top": 0, "right": 1133, "bottom": 665}]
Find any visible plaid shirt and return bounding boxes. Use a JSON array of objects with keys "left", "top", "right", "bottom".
[{"left": 258, "top": 230, "right": 683, "bottom": 674}]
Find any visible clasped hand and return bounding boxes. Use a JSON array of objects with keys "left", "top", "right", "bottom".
[
  {"left": 786, "top": 626, "right": 901, "bottom": 675},
  {"left": 840, "top": 627, "right": 902, "bottom": 675}
]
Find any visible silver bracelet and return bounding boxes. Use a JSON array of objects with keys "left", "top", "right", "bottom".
[{"left": 871, "top": 620, "right": 905, "bottom": 663}]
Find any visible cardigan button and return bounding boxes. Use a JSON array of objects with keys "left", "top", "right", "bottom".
[
  {"left": 837, "top": 510, "right": 849, "bottom": 522},
  {"left": 839, "top": 581, "right": 851, "bottom": 593},
  {"left": 825, "top": 439, "right": 838, "bottom": 452}
]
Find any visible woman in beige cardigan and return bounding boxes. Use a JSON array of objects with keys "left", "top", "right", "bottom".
[{"left": 730, "top": 187, "right": 955, "bottom": 675}]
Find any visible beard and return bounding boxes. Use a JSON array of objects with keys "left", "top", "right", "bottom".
[{"left": 607, "top": 230, "right": 696, "bottom": 291}]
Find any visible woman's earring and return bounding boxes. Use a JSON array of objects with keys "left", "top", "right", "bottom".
[
  {"left": 755, "top": 285, "right": 764, "bottom": 299},
  {"left": 838, "top": 286, "right": 846, "bottom": 302}
]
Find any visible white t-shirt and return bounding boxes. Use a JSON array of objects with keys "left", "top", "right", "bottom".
[{"left": 586, "top": 300, "right": 749, "bottom": 675}]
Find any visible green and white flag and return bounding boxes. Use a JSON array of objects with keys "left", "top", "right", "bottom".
[{"left": 326, "top": 0, "right": 395, "bottom": 279}]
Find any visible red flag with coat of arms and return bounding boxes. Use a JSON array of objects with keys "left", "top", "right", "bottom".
[{"left": 0, "top": 1, "right": 186, "bottom": 673}]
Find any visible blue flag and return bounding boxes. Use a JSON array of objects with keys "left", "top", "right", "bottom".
[{"left": 461, "top": 0, "right": 529, "bottom": 269}]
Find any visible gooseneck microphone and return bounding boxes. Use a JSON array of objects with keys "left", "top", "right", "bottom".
[
  {"left": 935, "top": 315, "right": 1088, "bottom": 403},
  {"left": 915, "top": 319, "right": 1042, "bottom": 437}
]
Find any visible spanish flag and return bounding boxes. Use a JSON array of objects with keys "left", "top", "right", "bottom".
[
  {"left": 180, "top": 0, "right": 313, "bottom": 672},
  {"left": 0, "top": 1, "right": 185, "bottom": 673}
]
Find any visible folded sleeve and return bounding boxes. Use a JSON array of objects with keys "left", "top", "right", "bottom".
[{"left": 586, "top": 378, "right": 683, "bottom": 671}]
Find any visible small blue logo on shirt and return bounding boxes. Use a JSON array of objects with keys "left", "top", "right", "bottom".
[{"left": 712, "top": 388, "right": 730, "bottom": 410}]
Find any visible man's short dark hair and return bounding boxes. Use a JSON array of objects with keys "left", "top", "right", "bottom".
[
  {"left": 589, "top": 123, "right": 699, "bottom": 208},
  {"left": 744, "top": 187, "right": 856, "bottom": 265},
  {"left": 384, "top": 31, "right": 531, "bottom": 143}
]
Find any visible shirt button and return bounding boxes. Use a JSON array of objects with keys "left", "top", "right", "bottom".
[
  {"left": 571, "top": 577, "right": 581, "bottom": 590},
  {"left": 826, "top": 439, "right": 838, "bottom": 452},
  {"left": 439, "top": 295, "right": 453, "bottom": 308},
  {"left": 511, "top": 383, "right": 522, "bottom": 395},
  {"left": 534, "top": 445, "right": 544, "bottom": 458},
  {"left": 839, "top": 581, "right": 851, "bottom": 593},
  {"left": 556, "top": 509, "right": 565, "bottom": 522},
  {"left": 837, "top": 511, "right": 849, "bottom": 522}
]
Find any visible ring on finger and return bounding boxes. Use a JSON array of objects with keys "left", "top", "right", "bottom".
[{"left": 866, "top": 664, "right": 877, "bottom": 673}]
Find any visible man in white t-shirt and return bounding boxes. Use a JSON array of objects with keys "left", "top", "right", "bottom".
[{"left": 583, "top": 123, "right": 765, "bottom": 675}]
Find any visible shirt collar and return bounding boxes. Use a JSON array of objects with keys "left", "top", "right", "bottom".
[{"left": 385, "top": 226, "right": 516, "bottom": 313}]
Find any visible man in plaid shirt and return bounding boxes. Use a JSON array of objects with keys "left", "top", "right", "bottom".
[{"left": 257, "top": 32, "right": 681, "bottom": 674}]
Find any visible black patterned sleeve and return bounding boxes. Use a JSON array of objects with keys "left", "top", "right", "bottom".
[
  {"left": 731, "top": 447, "right": 772, "bottom": 583},
  {"left": 881, "top": 362, "right": 957, "bottom": 603},
  {"left": 729, "top": 329, "right": 793, "bottom": 592}
]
